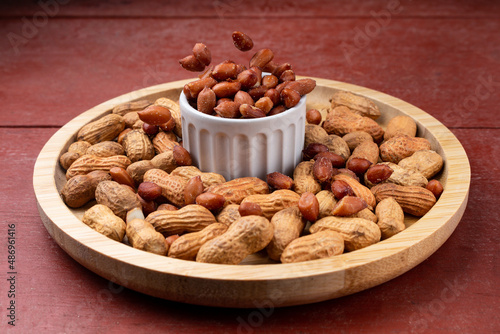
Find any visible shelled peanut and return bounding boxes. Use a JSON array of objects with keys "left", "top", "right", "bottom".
[
  {"left": 179, "top": 31, "right": 316, "bottom": 118},
  {"left": 57, "top": 73, "right": 446, "bottom": 264}
]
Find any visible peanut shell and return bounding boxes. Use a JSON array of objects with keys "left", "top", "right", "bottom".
[{"left": 310, "top": 216, "right": 381, "bottom": 251}]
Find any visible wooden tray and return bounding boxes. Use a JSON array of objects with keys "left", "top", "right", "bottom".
[{"left": 33, "top": 77, "right": 470, "bottom": 308}]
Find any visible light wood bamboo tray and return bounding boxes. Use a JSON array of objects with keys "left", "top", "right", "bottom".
[{"left": 33, "top": 77, "right": 470, "bottom": 308}]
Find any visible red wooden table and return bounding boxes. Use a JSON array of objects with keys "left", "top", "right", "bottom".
[{"left": 1, "top": 1, "right": 499, "bottom": 332}]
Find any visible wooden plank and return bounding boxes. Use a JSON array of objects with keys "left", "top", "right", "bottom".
[
  {"left": 0, "top": 126, "right": 498, "bottom": 332},
  {"left": 1, "top": 17, "right": 499, "bottom": 128},
  {"left": 1, "top": 0, "right": 499, "bottom": 18}
]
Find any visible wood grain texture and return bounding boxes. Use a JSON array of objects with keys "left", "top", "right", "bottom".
[
  {"left": 1, "top": 0, "right": 498, "bottom": 331},
  {"left": 1, "top": 0, "right": 499, "bottom": 17},
  {"left": 1, "top": 18, "right": 499, "bottom": 128},
  {"left": 1, "top": 128, "right": 497, "bottom": 333},
  {"left": 33, "top": 78, "right": 470, "bottom": 308}
]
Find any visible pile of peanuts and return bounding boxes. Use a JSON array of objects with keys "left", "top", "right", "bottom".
[
  {"left": 58, "top": 34, "right": 445, "bottom": 265},
  {"left": 179, "top": 31, "right": 316, "bottom": 118}
]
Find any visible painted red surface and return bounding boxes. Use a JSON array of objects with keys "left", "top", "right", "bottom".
[{"left": 1, "top": 1, "right": 499, "bottom": 333}]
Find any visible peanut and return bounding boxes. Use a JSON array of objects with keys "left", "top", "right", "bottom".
[
  {"left": 316, "top": 190, "right": 337, "bottom": 219},
  {"left": 371, "top": 183, "right": 436, "bottom": 217},
  {"left": 238, "top": 202, "right": 264, "bottom": 217},
  {"left": 179, "top": 54, "right": 205, "bottom": 72},
  {"left": 313, "top": 156, "right": 334, "bottom": 183},
  {"left": 59, "top": 151, "right": 81, "bottom": 170},
  {"left": 197, "top": 87, "right": 216, "bottom": 114},
  {"left": 331, "top": 179, "right": 355, "bottom": 200},
  {"left": 61, "top": 170, "right": 112, "bottom": 208},
  {"left": 95, "top": 181, "right": 141, "bottom": 219},
  {"left": 281, "top": 88, "right": 301, "bottom": 108},
  {"left": 384, "top": 115, "right": 417, "bottom": 140},
  {"left": 304, "top": 125, "right": 351, "bottom": 160},
  {"left": 310, "top": 216, "right": 381, "bottom": 251},
  {"left": 184, "top": 77, "right": 218, "bottom": 99},
  {"left": 126, "top": 151, "right": 177, "bottom": 185},
  {"left": 249, "top": 49, "right": 274, "bottom": 69},
  {"left": 146, "top": 204, "right": 217, "bottom": 236},
  {"left": 126, "top": 218, "right": 167, "bottom": 255},
  {"left": 143, "top": 124, "right": 159, "bottom": 135},
  {"left": 77, "top": 114, "right": 125, "bottom": 145},
  {"left": 232, "top": 31, "right": 254, "bottom": 51},
  {"left": 143, "top": 169, "right": 188, "bottom": 207},
  {"left": 323, "top": 106, "right": 384, "bottom": 142},
  {"left": 333, "top": 174, "right": 376, "bottom": 209},
  {"left": 168, "top": 223, "right": 228, "bottom": 260},
  {"left": 240, "top": 104, "right": 266, "bottom": 118},
  {"left": 66, "top": 155, "right": 131, "bottom": 180},
  {"left": 137, "top": 182, "right": 162, "bottom": 201},
  {"left": 313, "top": 152, "right": 345, "bottom": 168},
  {"left": 170, "top": 166, "right": 226, "bottom": 189},
  {"left": 196, "top": 216, "right": 274, "bottom": 265},
  {"left": 86, "top": 141, "right": 124, "bottom": 158},
  {"left": 342, "top": 131, "right": 374, "bottom": 151},
  {"left": 240, "top": 189, "right": 300, "bottom": 220},
  {"left": 347, "top": 141, "right": 379, "bottom": 166},
  {"left": 375, "top": 197, "right": 405, "bottom": 239},
  {"left": 112, "top": 99, "right": 152, "bottom": 116},
  {"left": 154, "top": 97, "right": 182, "bottom": 138},
  {"left": 398, "top": 150, "right": 443, "bottom": 179},
  {"left": 303, "top": 143, "right": 329, "bottom": 160},
  {"left": 293, "top": 161, "right": 322, "bottom": 195},
  {"left": 346, "top": 158, "right": 373, "bottom": 175},
  {"left": 267, "top": 206, "right": 306, "bottom": 261},
  {"left": 152, "top": 131, "right": 179, "bottom": 154},
  {"left": 172, "top": 145, "right": 192, "bottom": 166},
  {"left": 330, "top": 91, "right": 381, "bottom": 120},
  {"left": 349, "top": 208, "right": 378, "bottom": 223},
  {"left": 184, "top": 176, "right": 204, "bottom": 205},
  {"left": 332, "top": 196, "right": 368, "bottom": 216},
  {"left": 216, "top": 204, "right": 241, "bottom": 226},
  {"left": 306, "top": 109, "right": 322, "bottom": 125},
  {"left": 122, "top": 130, "right": 155, "bottom": 163},
  {"left": 193, "top": 43, "right": 211, "bottom": 66},
  {"left": 380, "top": 135, "right": 432, "bottom": 163},
  {"left": 82, "top": 204, "right": 126, "bottom": 242},
  {"left": 364, "top": 162, "right": 428, "bottom": 188},
  {"left": 365, "top": 164, "right": 394, "bottom": 185},
  {"left": 281, "top": 230, "right": 344, "bottom": 264},
  {"left": 266, "top": 172, "right": 294, "bottom": 190},
  {"left": 426, "top": 180, "right": 444, "bottom": 198},
  {"left": 298, "top": 192, "right": 320, "bottom": 222},
  {"left": 109, "top": 166, "right": 136, "bottom": 189},
  {"left": 206, "top": 177, "right": 269, "bottom": 205},
  {"left": 118, "top": 129, "right": 132, "bottom": 144},
  {"left": 196, "top": 192, "right": 226, "bottom": 211}
]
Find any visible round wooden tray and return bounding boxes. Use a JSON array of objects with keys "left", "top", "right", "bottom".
[{"left": 33, "top": 77, "right": 470, "bottom": 308}]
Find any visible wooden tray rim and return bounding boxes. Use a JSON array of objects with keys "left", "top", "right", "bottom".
[{"left": 33, "top": 77, "right": 470, "bottom": 298}]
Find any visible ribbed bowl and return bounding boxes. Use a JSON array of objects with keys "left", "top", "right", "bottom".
[{"left": 179, "top": 91, "right": 306, "bottom": 181}]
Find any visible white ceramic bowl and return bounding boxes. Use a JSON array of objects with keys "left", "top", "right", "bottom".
[{"left": 179, "top": 91, "right": 306, "bottom": 181}]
